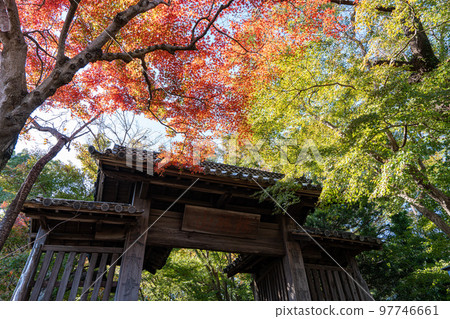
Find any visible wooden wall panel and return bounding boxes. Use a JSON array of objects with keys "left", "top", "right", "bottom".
[
  {"left": 304, "top": 264, "right": 373, "bottom": 301},
  {"left": 19, "top": 245, "right": 122, "bottom": 301},
  {"left": 254, "top": 259, "right": 289, "bottom": 301}
]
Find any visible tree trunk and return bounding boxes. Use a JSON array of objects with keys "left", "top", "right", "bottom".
[
  {"left": 402, "top": 17, "right": 440, "bottom": 74},
  {"left": 398, "top": 194, "right": 450, "bottom": 237},
  {"left": 414, "top": 179, "right": 450, "bottom": 218},
  {"left": 408, "top": 164, "right": 450, "bottom": 218},
  {"left": 0, "top": 0, "right": 28, "bottom": 171},
  {"left": 0, "top": 137, "right": 67, "bottom": 251}
]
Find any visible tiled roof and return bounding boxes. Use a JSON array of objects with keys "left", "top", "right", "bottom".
[
  {"left": 24, "top": 197, "right": 142, "bottom": 215},
  {"left": 90, "top": 144, "right": 321, "bottom": 189},
  {"left": 223, "top": 254, "right": 255, "bottom": 275},
  {"left": 290, "top": 227, "right": 383, "bottom": 245},
  {"left": 224, "top": 227, "right": 382, "bottom": 276}
]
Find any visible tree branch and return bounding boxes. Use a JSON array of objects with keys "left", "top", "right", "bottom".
[
  {"left": 400, "top": 125, "right": 408, "bottom": 148},
  {"left": 289, "top": 82, "right": 356, "bottom": 94},
  {"left": 56, "top": 0, "right": 79, "bottom": 64},
  {"left": 100, "top": 0, "right": 235, "bottom": 63},
  {"left": 30, "top": 118, "right": 67, "bottom": 140},
  {"left": 384, "top": 128, "right": 399, "bottom": 152},
  {"left": 370, "top": 60, "right": 412, "bottom": 68},
  {"left": 328, "top": 0, "right": 395, "bottom": 13},
  {"left": 30, "top": 113, "right": 101, "bottom": 146},
  {"left": 398, "top": 193, "right": 450, "bottom": 237},
  {"left": 212, "top": 24, "right": 251, "bottom": 53},
  {"left": 4, "top": 1, "right": 171, "bottom": 162},
  {"left": 23, "top": 33, "right": 56, "bottom": 60},
  {"left": 0, "top": 0, "right": 10, "bottom": 32},
  {"left": 100, "top": 43, "right": 198, "bottom": 62},
  {"left": 407, "top": 163, "right": 450, "bottom": 217},
  {"left": 1, "top": 0, "right": 22, "bottom": 35},
  {"left": 140, "top": 58, "right": 183, "bottom": 135}
]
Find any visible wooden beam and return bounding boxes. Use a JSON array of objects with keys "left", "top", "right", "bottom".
[
  {"left": 103, "top": 253, "right": 120, "bottom": 301},
  {"left": 68, "top": 253, "right": 87, "bottom": 301},
  {"left": 115, "top": 183, "right": 150, "bottom": 300},
  {"left": 42, "top": 245, "right": 123, "bottom": 254},
  {"left": 99, "top": 160, "right": 321, "bottom": 197},
  {"left": 146, "top": 209, "right": 284, "bottom": 256},
  {"left": 139, "top": 182, "right": 150, "bottom": 199},
  {"left": 216, "top": 192, "right": 232, "bottom": 208},
  {"left": 96, "top": 172, "right": 105, "bottom": 201},
  {"left": 25, "top": 211, "right": 138, "bottom": 225},
  {"left": 80, "top": 253, "right": 99, "bottom": 301},
  {"left": 11, "top": 227, "right": 48, "bottom": 301},
  {"left": 102, "top": 168, "right": 321, "bottom": 200},
  {"left": 150, "top": 194, "right": 275, "bottom": 215},
  {"left": 23, "top": 202, "right": 142, "bottom": 216},
  {"left": 252, "top": 274, "right": 259, "bottom": 301},
  {"left": 281, "top": 216, "right": 311, "bottom": 301},
  {"left": 29, "top": 250, "right": 54, "bottom": 301},
  {"left": 43, "top": 251, "right": 65, "bottom": 300},
  {"left": 91, "top": 253, "right": 109, "bottom": 301}
]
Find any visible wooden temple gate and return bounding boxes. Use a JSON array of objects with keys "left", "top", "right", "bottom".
[{"left": 12, "top": 145, "right": 381, "bottom": 301}]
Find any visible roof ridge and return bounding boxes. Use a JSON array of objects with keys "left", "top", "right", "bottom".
[{"left": 90, "top": 144, "right": 321, "bottom": 190}]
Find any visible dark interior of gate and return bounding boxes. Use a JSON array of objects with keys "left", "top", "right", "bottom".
[{"left": 12, "top": 145, "right": 382, "bottom": 301}]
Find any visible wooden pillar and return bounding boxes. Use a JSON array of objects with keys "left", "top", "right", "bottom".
[
  {"left": 251, "top": 274, "right": 259, "bottom": 301},
  {"left": 281, "top": 216, "right": 311, "bottom": 301},
  {"left": 11, "top": 227, "right": 48, "bottom": 301},
  {"left": 115, "top": 183, "right": 150, "bottom": 301},
  {"left": 347, "top": 254, "right": 373, "bottom": 301}
]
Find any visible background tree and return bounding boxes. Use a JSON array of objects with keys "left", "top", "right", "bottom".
[
  {"left": 246, "top": 0, "right": 450, "bottom": 235},
  {"left": 140, "top": 249, "right": 253, "bottom": 301},
  {"left": 74, "top": 110, "right": 161, "bottom": 181},
  {"left": 0, "top": 153, "right": 93, "bottom": 300},
  {"left": 0, "top": 115, "right": 98, "bottom": 250},
  {"left": 358, "top": 211, "right": 450, "bottom": 301},
  {"left": 305, "top": 200, "right": 450, "bottom": 300},
  {"left": 0, "top": 150, "right": 92, "bottom": 203}
]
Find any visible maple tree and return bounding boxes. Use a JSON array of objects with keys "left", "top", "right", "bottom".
[{"left": 0, "top": 0, "right": 342, "bottom": 172}]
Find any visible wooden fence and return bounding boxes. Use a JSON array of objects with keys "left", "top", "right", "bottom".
[{"left": 254, "top": 259, "right": 372, "bottom": 301}]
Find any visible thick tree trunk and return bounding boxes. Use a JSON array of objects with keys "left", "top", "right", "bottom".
[
  {"left": 403, "top": 17, "right": 440, "bottom": 74},
  {"left": 331, "top": 0, "right": 440, "bottom": 78},
  {"left": 0, "top": 0, "right": 28, "bottom": 171},
  {"left": 0, "top": 137, "right": 67, "bottom": 251}
]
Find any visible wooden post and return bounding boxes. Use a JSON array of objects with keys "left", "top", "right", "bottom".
[
  {"left": 347, "top": 254, "right": 373, "bottom": 301},
  {"left": 115, "top": 183, "right": 150, "bottom": 300},
  {"left": 251, "top": 274, "right": 259, "bottom": 301},
  {"left": 11, "top": 227, "right": 47, "bottom": 301},
  {"left": 280, "top": 216, "right": 311, "bottom": 301}
]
